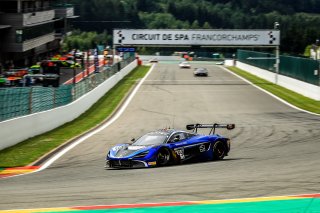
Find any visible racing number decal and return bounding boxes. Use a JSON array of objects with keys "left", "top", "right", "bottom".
[
  {"left": 175, "top": 148, "right": 185, "bottom": 159},
  {"left": 112, "top": 145, "right": 123, "bottom": 152},
  {"left": 199, "top": 144, "right": 206, "bottom": 153}
]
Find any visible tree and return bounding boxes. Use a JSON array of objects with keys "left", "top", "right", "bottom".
[
  {"left": 191, "top": 20, "right": 200, "bottom": 29},
  {"left": 61, "top": 31, "right": 110, "bottom": 51},
  {"left": 303, "top": 45, "right": 312, "bottom": 57},
  {"left": 202, "top": 22, "right": 211, "bottom": 29},
  {"left": 69, "top": 0, "right": 320, "bottom": 54}
]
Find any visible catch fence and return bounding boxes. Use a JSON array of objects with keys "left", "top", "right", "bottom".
[
  {"left": 0, "top": 57, "right": 135, "bottom": 122},
  {"left": 237, "top": 50, "right": 320, "bottom": 86}
]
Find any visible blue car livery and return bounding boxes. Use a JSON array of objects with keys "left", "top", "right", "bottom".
[{"left": 106, "top": 123, "right": 235, "bottom": 168}]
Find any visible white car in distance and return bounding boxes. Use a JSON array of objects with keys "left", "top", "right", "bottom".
[{"left": 179, "top": 61, "right": 191, "bottom": 68}]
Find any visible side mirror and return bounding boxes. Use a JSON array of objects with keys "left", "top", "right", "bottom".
[{"left": 131, "top": 138, "right": 135, "bottom": 142}]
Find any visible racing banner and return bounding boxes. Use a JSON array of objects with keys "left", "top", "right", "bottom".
[{"left": 113, "top": 29, "right": 280, "bottom": 46}]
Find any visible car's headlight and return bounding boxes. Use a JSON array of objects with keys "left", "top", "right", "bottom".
[{"left": 133, "top": 151, "right": 149, "bottom": 158}]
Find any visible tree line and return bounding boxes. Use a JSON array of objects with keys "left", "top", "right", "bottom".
[{"left": 65, "top": 0, "right": 320, "bottom": 54}]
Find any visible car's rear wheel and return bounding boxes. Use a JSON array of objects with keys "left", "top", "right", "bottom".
[
  {"left": 156, "top": 148, "right": 171, "bottom": 166},
  {"left": 212, "top": 141, "right": 226, "bottom": 160}
]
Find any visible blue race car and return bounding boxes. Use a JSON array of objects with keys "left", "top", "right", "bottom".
[{"left": 105, "top": 123, "right": 235, "bottom": 168}]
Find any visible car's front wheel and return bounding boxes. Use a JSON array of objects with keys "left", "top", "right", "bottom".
[
  {"left": 212, "top": 141, "right": 226, "bottom": 160},
  {"left": 156, "top": 148, "right": 171, "bottom": 166}
]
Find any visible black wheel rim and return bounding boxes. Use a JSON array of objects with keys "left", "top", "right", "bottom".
[
  {"left": 157, "top": 149, "right": 170, "bottom": 166},
  {"left": 214, "top": 142, "right": 225, "bottom": 159},
  {"left": 217, "top": 145, "right": 224, "bottom": 158}
]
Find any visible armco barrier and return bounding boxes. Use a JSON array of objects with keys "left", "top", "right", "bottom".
[
  {"left": 0, "top": 60, "right": 137, "bottom": 151},
  {"left": 236, "top": 61, "right": 320, "bottom": 101}
]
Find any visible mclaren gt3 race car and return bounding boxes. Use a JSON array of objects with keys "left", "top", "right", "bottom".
[{"left": 106, "top": 123, "right": 235, "bottom": 168}]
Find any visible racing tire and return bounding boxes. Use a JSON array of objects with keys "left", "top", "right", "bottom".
[
  {"left": 156, "top": 148, "right": 171, "bottom": 166},
  {"left": 212, "top": 141, "right": 226, "bottom": 160}
]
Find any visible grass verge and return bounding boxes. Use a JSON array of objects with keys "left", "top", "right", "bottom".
[
  {"left": 228, "top": 66, "right": 320, "bottom": 114},
  {"left": 0, "top": 65, "right": 150, "bottom": 167}
]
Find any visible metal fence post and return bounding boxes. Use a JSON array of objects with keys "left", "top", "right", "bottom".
[
  {"left": 275, "top": 45, "right": 280, "bottom": 84},
  {"left": 53, "top": 87, "right": 56, "bottom": 108},
  {"left": 318, "top": 60, "right": 320, "bottom": 86},
  {"left": 29, "top": 87, "right": 33, "bottom": 114},
  {"left": 87, "top": 50, "right": 90, "bottom": 78}
]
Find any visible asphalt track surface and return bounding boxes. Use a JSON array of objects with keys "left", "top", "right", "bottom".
[{"left": 1, "top": 62, "right": 320, "bottom": 210}]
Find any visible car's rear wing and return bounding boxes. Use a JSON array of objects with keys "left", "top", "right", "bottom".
[{"left": 186, "top": 123, "right": 235, "bottom": 134}]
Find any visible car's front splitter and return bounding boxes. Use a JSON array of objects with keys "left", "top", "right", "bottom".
[{"left": 106, "top": 159, "right": 157, "bottom": 168}]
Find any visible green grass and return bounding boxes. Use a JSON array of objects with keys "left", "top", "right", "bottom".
[
  {"left": 0, "top": 65, "right": 150, "bottom": 167},
  {"left": 228, "top": 66, "right": 320, "bottom": 114}
]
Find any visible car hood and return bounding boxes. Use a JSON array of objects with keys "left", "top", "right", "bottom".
[{"left": 110, "top": 144, "right": 152, "bottom": 158}]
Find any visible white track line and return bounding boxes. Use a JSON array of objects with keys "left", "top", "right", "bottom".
[
  {"left": 144, "top": 80, "right": 243, "bottom": 82},
  {"left": 221, "top": 66, "right": 320, "bottom": 116}
]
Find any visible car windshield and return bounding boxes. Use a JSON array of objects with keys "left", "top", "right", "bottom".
[
  {"left": 196, "top": 68, "right": 207, "bottom": 72},
  {"left": 132, "top": 132, "right": 168, "bottom": 146}
]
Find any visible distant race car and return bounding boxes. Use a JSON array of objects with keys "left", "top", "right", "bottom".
[
  {"left": 105, "top": 123, "right": 235, "bottom": 168},
  {"left": 215, "top": 61, "right": 225, "bottom": 65},
  {"left": 148, "top": 58, "right": 158, "bottom": 63},
  {"left": 194, "top": 67, "right": 208, "bottom": 76},
  {"left": 179, "top": 61, "right": 191, "bottom": 68}
]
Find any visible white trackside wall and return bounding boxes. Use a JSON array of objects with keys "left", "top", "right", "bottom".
[{"left": 235, "top": 61, "right": 320, "bottom": 101}]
